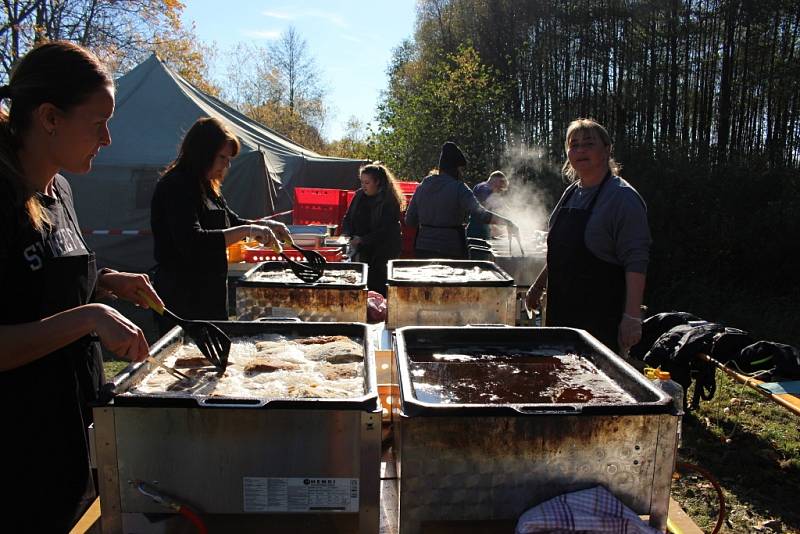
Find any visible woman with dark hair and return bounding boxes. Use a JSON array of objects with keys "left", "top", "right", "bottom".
[
  {"left": 405, "top": 141, "right": 518, "bottom": 259},
  {"left": 341, "top": 162, "right": 404, "bottom": 295},
  {"left": 526, "top": 118, "right": 651, "bottom": 353},
  {"left": 0, "top": 41, "right": 163, "bottom": 531},
  {"left": 150, "top": 117, "right": 288, "bottom": 328}
]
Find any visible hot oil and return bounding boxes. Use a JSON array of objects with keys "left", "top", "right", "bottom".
[
  {"left": 409, "top": 349, "right": 634, "bottom": 405},
  {"left": 128, "top": 334, "right": 365, "bottom": 399}
]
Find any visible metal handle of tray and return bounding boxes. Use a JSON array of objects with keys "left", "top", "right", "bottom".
[{"left": 199, "top": 397, "right": 268, "bottom": 408}]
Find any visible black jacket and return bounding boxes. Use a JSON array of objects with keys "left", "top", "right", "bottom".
[
  {"left": 341, "top": 189, "right": 401, "bottom": 260},
  {"left": 151, "top": 169, "right": 248, "bottom": 320}
]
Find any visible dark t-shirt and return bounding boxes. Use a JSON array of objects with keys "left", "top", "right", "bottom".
[{"left": 0, "top": 175, "right": 88, "bottom": 324}]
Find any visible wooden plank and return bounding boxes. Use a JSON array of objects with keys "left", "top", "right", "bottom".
[
  {"left": 698, "top": 353, "right": 800, "bottom": 417},
  {"left": 669, "top": 497, "right": 704, "bottom": 534},
  {"left": 69, "top": 498, "right": 101, "bottom": 534}
]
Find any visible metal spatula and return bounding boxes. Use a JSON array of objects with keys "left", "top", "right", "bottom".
[{"left": 138, "top": 290, "right": 231, "bottom": 372}]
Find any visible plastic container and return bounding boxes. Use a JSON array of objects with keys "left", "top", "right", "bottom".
[
  {"left": 292, "top": 187, "right": 349, "bottom": 227},
  {"left": 645, "top": 367, "right": 684, "bottom": 446}
]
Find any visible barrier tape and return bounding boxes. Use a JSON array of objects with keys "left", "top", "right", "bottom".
[{"left": 82, "top": 229, "right": 153, "bottom": 236}]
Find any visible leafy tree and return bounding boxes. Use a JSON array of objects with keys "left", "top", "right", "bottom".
[
  {"left": 326, "top": 117, "right": 371, "bottom": 159},
  {"left": 372, "top": 44, "right": 508, "bottom": 183},
  {"left": 152, "top": 21, "right": 219, "bottom": 97},
  {"left": 0, "top": 0, "right": 188, "bottom": 79}
]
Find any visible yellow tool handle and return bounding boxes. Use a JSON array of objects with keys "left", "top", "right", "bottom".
[{"left": 137, "top": 289, "right": 165, "bottom": 315}]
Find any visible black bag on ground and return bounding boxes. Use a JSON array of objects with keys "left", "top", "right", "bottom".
[
  {"left": 629, "top": 311, "right": 701, "bottom": 361},
  {"left": 710, "top": 328, "right": 754, "bottom": 364},
  {"left": 736, "top": 341, "right": 800, "bottom": 378}
]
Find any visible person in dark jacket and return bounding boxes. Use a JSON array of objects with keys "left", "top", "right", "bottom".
[
  {"left": 0, "top": 41, "right": 163, "bottom": 533},
  {"left": 341, "top": 162, "right": 404, "bottom": 295},
  {"left": 151, "top": 117, "right": 287, "bottom": 330},
  {"left": 525, "top": 119, "right": 651, "bottom": 353},
  {"left": 466, "top": 170, "right": 509, "bottom": 239},
  {"left": 405, "top": 142, "right": 518, "bottom": 258}
]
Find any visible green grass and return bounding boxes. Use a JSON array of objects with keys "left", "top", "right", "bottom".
[
  {"left": 674, "top": 373, "right": 800, "bottom": 533},
  {"left": 103, "top": 360, "right": 130, "bottom": 378}
]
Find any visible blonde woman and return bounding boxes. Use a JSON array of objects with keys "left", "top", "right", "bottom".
[{"left": 526, "top": 119, "right": 651, "bottom": 353}]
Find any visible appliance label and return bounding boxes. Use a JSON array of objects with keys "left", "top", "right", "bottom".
[{"left": 243, "top": 477, "right": 359, "bottom": 513}]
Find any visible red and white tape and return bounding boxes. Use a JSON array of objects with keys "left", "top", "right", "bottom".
[{"left": 82, "top": 229, "right": 152, "bottom": 236}]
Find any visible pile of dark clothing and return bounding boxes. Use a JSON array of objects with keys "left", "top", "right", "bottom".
[{"left": 628, "top": 312, "right": 800, "bottom": 410}]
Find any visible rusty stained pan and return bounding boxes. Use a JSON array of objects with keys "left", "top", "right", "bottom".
[
  {"left": 386, "top": 260, "right": 516, "bottom": 328},
  {"left": 236, "top": 261, "right": 368, "bottom": 322},
  {"left": 391, "top": 326, "right": 677, "bottom": 533}
]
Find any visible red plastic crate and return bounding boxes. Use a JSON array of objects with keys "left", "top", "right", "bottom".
[
  {"left": 400, "top": 222, "right": 416, "bottom": 258},
  {"left": 292, "top": 188, "right": 349, "bottom": 227},
  {"left": 242, "top": 246, "right": 345, "bottom": 263},
  {"left": 397, "top": 181, "right": 419, "bottom": 195}
]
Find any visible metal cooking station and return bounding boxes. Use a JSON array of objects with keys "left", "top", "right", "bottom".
[{"left": 82, "top": 225, "right": 685, "bottom": 533}]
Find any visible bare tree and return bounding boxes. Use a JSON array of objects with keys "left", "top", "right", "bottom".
[{"left": 268, "top": 26, "right": 326, "bottom": 131}]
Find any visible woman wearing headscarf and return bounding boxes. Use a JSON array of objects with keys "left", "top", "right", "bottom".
[
  {"left": 405, "top": 141, "right": 518, "bottom": 259},
  {"left": 526, "top": 119, "right": 651, "bottom": 353}
]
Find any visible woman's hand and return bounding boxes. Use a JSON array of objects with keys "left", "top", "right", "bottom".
[
  {"left": 86, "top": 303, "right": 150, "bottom": 362},
  {"left": 618, "top": 313, "right": 643, "bottom": 352},
  {"left": 250, "top": 224, "right": 281, "bottom": 252},
  {"left": 261, "top": 220, "right": 292, "bottom": 244},
  {"left": 525, "top": 283, "right": 545, "bottom": 312},
  {"left": 99, "top": 271, "right": 164, "bottom": 310}
]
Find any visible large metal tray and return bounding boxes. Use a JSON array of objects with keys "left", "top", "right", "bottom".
[
  {"left": 239, "top": 261, "right": 367, "bottom": 290},
  {"left": 236, "top": 262, "right": 368, "bottom": 322},
  {"left": 394, "top": 326, "right": 671, "bottom": 416},
  {"left": 111, "top": 321, "right": 378, "bottom": 412},
  {"left": 391, "top": 326, "right": 678, "bottom": 532},
  {"left": 386, "top": 259, "right": 514, "bottom": 287}
]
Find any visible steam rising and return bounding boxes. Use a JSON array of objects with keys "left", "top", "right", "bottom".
[{"left": 482, "top": 144, "right": 559, "bottom": 254}]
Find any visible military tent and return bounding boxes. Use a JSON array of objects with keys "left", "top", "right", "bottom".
[{"left": 66, "top": 54, "right": 366, "bottom": 272}]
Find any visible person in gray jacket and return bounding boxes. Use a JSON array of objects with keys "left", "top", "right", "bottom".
[{"left": 405, "top": 142, "right": 518, "bottom": 259}]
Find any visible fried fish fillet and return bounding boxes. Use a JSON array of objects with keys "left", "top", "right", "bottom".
[{"left": 243, "top": 357, "right": 300, "bottom": 374}]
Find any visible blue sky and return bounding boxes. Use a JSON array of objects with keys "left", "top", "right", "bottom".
[{"left": 182, "top": 1, "right": 418, "bottom": 141}]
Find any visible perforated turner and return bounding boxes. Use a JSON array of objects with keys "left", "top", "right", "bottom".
[
  {"left": 286, "top": 237, "right": 327, "bottom": 273},
  {"left": 138, "top": 291, "right": 231, "bottom": 372},
  {"left": 273, "top": 241, "right": 324, "bottom": 283}
]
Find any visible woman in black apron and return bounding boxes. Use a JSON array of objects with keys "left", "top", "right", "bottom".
[
  {"left": 150, "top": 117, "right": 287, "bottom": 331},
  {"left": 0, "top": 42, "right": 164, "bottom": 532},
  {"left": 526, "top": 119, "right": 650, "bottom": 353}
]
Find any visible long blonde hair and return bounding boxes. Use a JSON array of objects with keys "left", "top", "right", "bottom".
[
  {"left": 360, "top": 162, "right": 406, "bottom": 211},
  {"left": 561, "top": 118, "right": 621, "bottom": 183},
  {"left": 0, "top": 41, "right": 112, "bottom": 232}
]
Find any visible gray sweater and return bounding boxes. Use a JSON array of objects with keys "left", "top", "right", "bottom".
[
  {"left": 549, "top": 175, "right": 651, "bottom": 273},
  {"left": 405, "top": 172, "right": 492, "bottom": 256}
]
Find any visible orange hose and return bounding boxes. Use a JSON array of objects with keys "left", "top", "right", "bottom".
[
  {"left": 675, "top": 461, "right": 726, "bottom": 534},
  {"left": 179, "top": 506, "right": 208, "bottom": 534}
]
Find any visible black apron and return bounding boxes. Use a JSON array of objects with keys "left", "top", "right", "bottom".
[
  {"left": 1, "top": 190, "right": 103, "bottom": 532},
  {"left": 546, "top": 173, "right": 626, "bottom": 351},
  {"left": 154, "top": 195, "right": 230, "bottom": 331}
]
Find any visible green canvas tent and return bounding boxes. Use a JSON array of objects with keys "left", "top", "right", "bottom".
[{"left": 66, "top": 54, "right": 366, "bottom": 272}]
